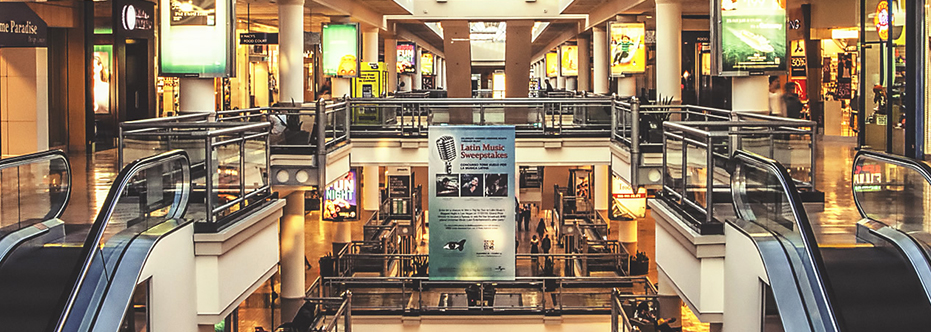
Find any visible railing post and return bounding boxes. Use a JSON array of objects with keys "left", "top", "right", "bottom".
[
  {"left": 706, "top": 135, "right": 714, "bottom": 225},
  {"left": 205, "top": 136, "right": 214, "bottom": 224},
  {"left": 345, "top": 291, "right": 352, "bottom": 332},
  {"left": 317, "top": 99, "right": 327, "bottom": 188},
  {"left": 239, "top": 131, "right": 246, "bottom": 210},
  {"left": 810, "top": 124, "right": 818, "bottom": 191},
  {"left": 345, "top": 99, "right": 351, "bottom": 141},
  {"left": 611, "top": 99, "right": 618, "bottom": 141},
  {"left": 631, "top": 97, "right": 641, "bottom": 189}
]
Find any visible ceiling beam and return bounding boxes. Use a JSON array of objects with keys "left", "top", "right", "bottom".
[
  {"left": 531, "top": 22, "right": 581, "bottom": 61},
  {"left": 311, "top": 0, "right": 386, "bottom": 30},
  {"left": 395, "top": 24, "right": 445, "bottom": 58},
  {"left": 586, "top": 0, "right": 647, "bottom": 30}
]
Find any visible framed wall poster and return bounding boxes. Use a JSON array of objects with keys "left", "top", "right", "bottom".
[
  {"left": 712, "top": 0, "right": 788, "bottom": 75},
  {"left": 609, "top": 22, "right": 647, "bottom": 76}
]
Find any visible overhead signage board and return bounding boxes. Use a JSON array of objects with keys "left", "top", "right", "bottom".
[
  {"left": 560, "top": 45, "right": 578, "bottom": 77},
  {"left": 429, "top": 126, "right": 516, "bottom": 281},
  {"left": 240, "top": 33, "right": 278, "bottom": 44},
  {"left": 0, "top": 3, "right": 47, "bottom": 48},
  {"left": 421, "top": 52, "right": 434, "bottom": 76},
  {"left": 609, "top": 22, "right": 646, "bottom": 76},
  {"left": 397, "top": 42, "right": 416, "bottom": 74},
  {"left": 159, "top": 0, "right": 234, "bottom": 77},
  {"left": 322, "top": 23, "right": 360, "bottom": 77},
  {"left": 545, "top": 52, "right": 558, "bottom": 78},
  {"left": 713, "top": 0, "right": 787, "bottom": 75}
]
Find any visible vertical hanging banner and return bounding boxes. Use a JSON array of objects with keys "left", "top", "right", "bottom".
[
  {"left": 713, "top": 0, "right": 787, "bottom": 75},
  {"left": 545, "top": 52, "right": 558, "bottom": 78},
  {"left": 421, "top": 52, "right": 434, "bottom": 76},
  {"left": 560, "top": 45, "right": 578, "bottom": 77},
  {"left": 429, "top": 126, "right": 516, "bottom": 281},
  {"left": 322, "top": 23, "right": 360, "bottom": 77},
  {"left": 609, "top": 22, "right": 646, "bottom": 76},
  {"left": 159, "top": 0, "right": 234, "bottom": 76}
]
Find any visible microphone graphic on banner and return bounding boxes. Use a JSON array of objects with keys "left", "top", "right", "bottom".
[{"left": 436, "top": 135, "right": 457, "bottom": 174}]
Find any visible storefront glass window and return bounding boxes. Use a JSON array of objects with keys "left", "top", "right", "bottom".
[{"left": 860, "top": 0, "right": 906, "bottom": 153}]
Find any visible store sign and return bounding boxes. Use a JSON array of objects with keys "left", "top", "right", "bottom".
[
  {"left": 240, "top": 33, "right": 278, "bottom": 45},
  {"left": 560, "top": 45, "right": 578, "bottom": 77},
  {"left": 351, "top": 62, "right": 386, "bottom": 98},
  {"left": 397, "top": 42, "right": 416, "bottom": 74},
  {"left": 159, "top": 0, "right": 234, "bottom": 76},
  {"left": 120, "top": 3, "right": 154, "bottom": 33},
  {"left": 323, "top": 170, "right": 358, "bottom": 221},
  {"left": 791, "top": 56, "right": 807, "bottom": 77},
  {"left": 714, "top": 0, "right": 787, "bottom": 74},
  {"left": 421, "top": 52, "right": 434, "bottom": 76},
  {"left": 0, "top": 3, "right": 47, "bottom": 48},
  {"left": 609, "top": 22, "right": 646, "bottom": 76},
  {"left": 874, "top": 1, "right": 891, "bottom": 41},
  {"left": 545, "top": 52, "right": 558, "bottom": 78},
  {"left": 429, "top": 126, "right": 516, "bottom": 281},
  {"left": 322, "top": 23, "right": 359, "bottom": 77}
]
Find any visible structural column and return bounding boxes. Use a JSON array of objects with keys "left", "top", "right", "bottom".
[
  {"left": 362, "top": 165, "right": 380, "bottom": 210},
  {"left": 732, "top": 76, "right": 769, "bottom": 113},
  {"left": 278, "top": 0, "right": 304, "bottom": 105},
  {"left": 0, "top": 48, "right": 49, "bottom": 156},
  {"left": 655, "top": 0, "right": 682, "bottom": 102},
  {"left": 592, "top": 26, "right": 609, "bottom": 94},
  {"left": 179, "top": 78, "right": 216, "bottom": 113},
  {"left": 362, "top": 27, "right": 379, "bottom": 63},
  {"left": 557, "top": 76, "right": 566, "bottom": 89},
  {"left": 280, "top": 191, "right": 305, "bottom": 319},
  {"left": 505, "top": 20, "right": 532, "bottom": 98},
  {"left": 413, "top": 47, "right": 423, "bottom": 90},
  {"left": 578, "top": 36, "right": 591, "bottom": 92},
  {"left": 443, "top": 20, "right": 472, "bottom": 123},
  {"left": 385, "top": 39, "right": 398, "bottom": 93}
]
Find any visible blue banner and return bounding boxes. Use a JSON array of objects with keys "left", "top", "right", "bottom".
[{"left": 429, "top": 126, "right": 516, "bottom": 280}]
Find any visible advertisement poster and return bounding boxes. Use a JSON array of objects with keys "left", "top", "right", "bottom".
[
  {"left": 717, "top": 0, "right": 787, "bottom": 73},
  {"left": 421, "top": 52, "right": 434, "bottom": 76},
  {"left": 170, "top": 0, "right": 216, "bottom": 26},
  {"left": 351, "top": 62, "right": 386, "bottom": 98},
  {"left": 790, "top": 56, "right": 807, "bottom": 77},
  {"left": 322, "top": 23, "right": 359, "bottom": 77},
  {"left": 609, "top": 22, "right": 646, "bottom": 75},
  {"left": 789, "top": 78, "right": 807, "bottom": 100},
  {"left": 560, "top": 45, "right": 578, "bottom": 77},
  {"left": 323, "top": 170, "right": 358, "bottom": 221},
  {"left": 397, "top": 42, "right": 416, "bottom": 74},
  {"left": 93, "top": 45, "right": 112, "bottom": 115},
  {"left": 545, "top": 52, "right": 558, "bottom": 77},
  {"left": 159, "top": 0, "right": 233, "bottom": 76},
  {"left": 429, "top": 126, "right": 516, "bottom": 280}
]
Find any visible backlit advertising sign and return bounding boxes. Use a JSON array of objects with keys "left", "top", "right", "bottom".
[
  {"left": 322, "top": 23, "right": 360, "bottom": 77},
  {"left": 609, "top": 22, "right": 646, "bottom": 75},
  {"left": 545, "top": 52, "right": 558, "bottom": 78},
  {"left": 712, "top": 0, "right": 787, "bottom": 75},
  {"left": 560, "top": 45, "right": 578, "bottom": 77},
  {"left": 397, "top": 42, "right": 416, "bottom": 74},
  {"left": 159, "top": 0, "right": 234, "bottom": 77},
  {"left": 323, "top": 169, "right": 358, "bottom": 221},
  {"left": 421, "top": 52, "right": 434, "bottom": 76}
]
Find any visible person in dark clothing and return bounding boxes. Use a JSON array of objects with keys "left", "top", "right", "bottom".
[
  {"left": 521, "top": 205, "right": 531, "bottom": 231},
  {"left": 783, "top": 82, "right": 804, "bottom": 119},
  {"left": 536, "top": 218, "right": 546, "bottom": 238},
  {"left": 530, "top": 235, "right": 541, "bottom": 273},
  {"left": 541, "top": 234, "right": 552, "bottom": 254},
  {"left": 544, "top": 80, "right": 554, "bottom": 93},
  {"left": 517, "top": 205, "right": 525, "bottom": 231}
]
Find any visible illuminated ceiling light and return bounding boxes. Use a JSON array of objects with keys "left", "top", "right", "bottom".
[{"left": 276, "top": 170, "right": 290, "bottom": 183}]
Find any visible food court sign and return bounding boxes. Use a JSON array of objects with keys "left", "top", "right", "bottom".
[{"left": 0, "top": 3, "right": 47, "bottom": 48}]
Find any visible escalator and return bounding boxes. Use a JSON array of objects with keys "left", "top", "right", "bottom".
[
  {"left": 0, "top": 150, "right": 192, "bottom": 331},
  {"left": 728, "top": 150, "right": 931, "bottom": 332}
]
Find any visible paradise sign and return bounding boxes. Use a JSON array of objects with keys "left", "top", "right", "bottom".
[{"left": 716, "top": 0, "right": 787, "bottom": 74}]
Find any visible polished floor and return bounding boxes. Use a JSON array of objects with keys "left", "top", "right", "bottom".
[{"left": 27, "top": 136, "right": 860, "bottom": 331}]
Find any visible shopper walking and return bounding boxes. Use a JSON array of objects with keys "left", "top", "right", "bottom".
[{"left": 541, "top": 234, "right": 552, "bottom": 254}]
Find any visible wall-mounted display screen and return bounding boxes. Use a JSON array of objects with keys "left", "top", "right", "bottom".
[
  {"left": 93, "top": 45, "right": 113, "bottom": 114},
  {"left": 560, "top": 45, "right": 578, "bottom": 77},
  {"left": 322, "top": 23, "right": 360, "bottom": 77},
  {"left": 397, "top": 42, "right": 416, "bottom": 74},
  {"left": 713, "top": 0, "right": 787, "bottom": 75},
  {"left": 159, "top": 0, "right": 234, "bottom": 77},
  {"left": 609, "top": 22, "right": 646, "bottom": 75},
  {"left": 545, "top": 52, "right": 558, "bottom": 78},
  {"left": 323, "top": 169, "right": 358, "bottom": 221}
]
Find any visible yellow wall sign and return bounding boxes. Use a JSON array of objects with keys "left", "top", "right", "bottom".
[
  {"left": 351, "top": 62, "right": 386, "bottom": 98},
  {"left": 609, "top": 22, "right": 646, "bottom": 76},
  {"left": 560, "top": 45, "right": 578, "bottom": 77},
  {"left": 545, "top": 52, "right": 558, "bottom": 78}
]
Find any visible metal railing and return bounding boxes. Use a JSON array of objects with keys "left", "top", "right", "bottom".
[
  {"left": 215, "top": 99, "right": 349, "bottom": 154},
  {"left": 610, "top": 287, "right": 661, "bottom": 332},
  {"left": 317, "top": 275, "right": 656, "bottom": 314},
  {"left": 661, "top": 118, "right": 818, "bottom": 234},
  {"left": 119, "top": 120, "right": 272, "bottom": 231},
  {"left": 305, "top": 291, "right": 352, "bottom": 332}
]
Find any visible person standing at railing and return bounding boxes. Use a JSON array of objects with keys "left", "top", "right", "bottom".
[{"left": 768, "top": 76, "right": 786, "bottom": 117}]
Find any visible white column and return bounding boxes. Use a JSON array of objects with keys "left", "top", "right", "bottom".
[
  {"left": 333, "top": 221, "right": 353, "bottom": 252},
  {"left": 732, "top": 76, "right": 769, "bottom": 114},
  {"left": 385, "top": 39, "right": 398, "bottom": 93},
  {"left": 0, "top": 48, "right": 48, "bottom": 156},
  {"left": 437, "top": 58, "right": 444, "bottom": 89},
  {"left": 399, "top": 75, "right": 412, "bottom": 92},
  {"left": 656, "top": 0, "right": 682, "bottom": 102},
  {"left": 578, "top": 37, "right": 591, "bottom": 92},
  {"left": 280, "top": 191, "right": 305, "bottom": 316},
  {"left": 278, "top": 0, "right": 304, "bottom": 105},
  {"left": 566, "top": 77, "right": 577, "bottom": 91},
  {"left": 179, "top": 78, "right": 216, "bottom": 113},
  {"left": 363, "top": 166, "right": 380, "bottom": 210},
  {"left": 618, "top": 77, "right": 637, "bottom": 97},
  {"left": 594, "top": 165, "right": 609, "bottom": 210},
  {"left": 593, "top": 27, "right": 609, "bottom": 94},
  {"left": 557, "top": 76, "right": 566, "bottom": 89},
  {"left": 413, "top": 47, "right": 423, "bottom": 90},
  {"left": 362, "top": 27, "right": 379, "bottom": 63}
]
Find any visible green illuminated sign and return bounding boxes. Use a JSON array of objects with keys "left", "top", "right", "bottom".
[
  {"left": 322, "top": 23, "right": 359, "bottom": 77},
  {"left": 715, "top": 0, "right": 787, "bottom": 75},
  {"left": 158, "top": 0, "right": 234, "bottom": 77}
]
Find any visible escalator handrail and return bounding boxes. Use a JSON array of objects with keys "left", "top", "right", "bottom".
[
  {"left": 53, "top": 150, "right": 191, "bottom": 332},
  {"left": 730, "top": 150, "right": 841, "bottom": 332},
  {"left": 0, "top": 149, "right": 71, "bottom": 220},
  {"left": 851, "top": 150, "right": 931, "bottom": 220}
]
